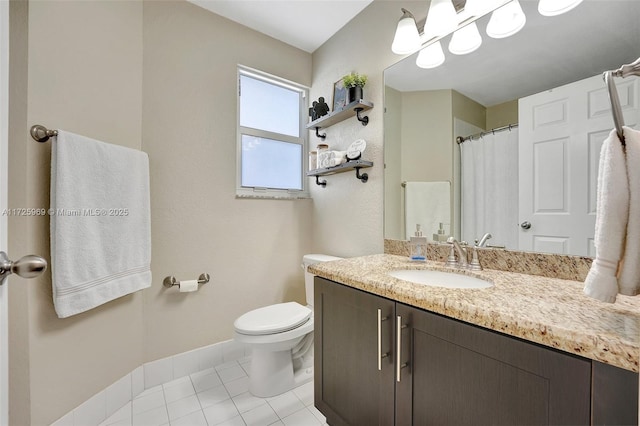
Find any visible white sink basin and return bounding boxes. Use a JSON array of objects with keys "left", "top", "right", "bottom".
[{"left": 388, "top": 269, "right": 493, "bottom": 289}]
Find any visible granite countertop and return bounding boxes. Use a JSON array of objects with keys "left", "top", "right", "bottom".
[{"left": 309, "top": 254, "right": 640, "bottom": 372}]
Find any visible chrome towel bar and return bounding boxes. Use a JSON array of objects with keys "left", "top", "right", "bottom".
[
  {"left": 603, "top": 56, "right": 640, "bottom": 145},
  {"left": 30, "top": 124, "right": 58, "bottom": 142},
  {"left": 163, "top": 273, "right": 210, "bottom": 289}
]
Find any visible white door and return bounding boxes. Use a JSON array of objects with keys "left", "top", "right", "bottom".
[
  {"left": 0, "top": 0, "right": 9, "bottom": 424},
  {"left": 518, "top": 74, "right": 639, "bottom": 256}
]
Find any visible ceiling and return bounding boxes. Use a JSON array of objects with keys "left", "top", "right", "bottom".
[{"left": 188, "top": 0, "right": 374, "bottom": 53}]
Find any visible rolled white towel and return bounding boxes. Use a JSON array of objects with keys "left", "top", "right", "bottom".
[
  {"left": 318, "top": 150, "right": 346, "bottom": 168},
  {"left": 326, "top": 157, "right": 346, "bottom": 167}
]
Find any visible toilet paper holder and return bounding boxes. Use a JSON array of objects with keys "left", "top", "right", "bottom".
[{"left": 163, "top": 273, "right": 210, "bottom": 289}]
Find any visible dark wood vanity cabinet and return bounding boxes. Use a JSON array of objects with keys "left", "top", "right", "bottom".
[{"left": 314, "top": 277, "right": 638, "bottom": 426}]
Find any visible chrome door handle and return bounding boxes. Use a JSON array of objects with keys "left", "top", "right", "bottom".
[
  {"left": 0, "top": 251, "right": 47, "bottom": 285},
  {"left": 520, "top": 221, "right": 532, "bottom": 230},
  {"left": 396, "top": 316, "right": 408, "bottom": 382},
  {"left": 377, "top": 309, "right": 389, "bottom": 371}
]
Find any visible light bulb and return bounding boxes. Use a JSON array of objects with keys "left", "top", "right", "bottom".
[
  {"left": 486, "top": 0, "right": 526, "bottom": 39},
  {"left": 416, "top": 41, "right": 445, "bottom": 69},
  {"left": 538, "top": 0, "right": 584, "bottom": 16},
  {"left": 449, "top": 22, "right": 482, "bottom": 55},
  {"left": 392, "top": 9, "right": 421, "bottom": 54},
  {"left": 424, "top": 0, "right": 458, "bottom": 38},
  {"left": 464, "top": 0, "right": 504, "bottom": 17}
]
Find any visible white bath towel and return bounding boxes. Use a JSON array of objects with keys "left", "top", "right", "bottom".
[
  {"left": 618, "top": 127, "right": 640, "bottom": 296},
  {"left": 584, "top": 129, "right": 629, "bottom": 303},
  {"left": 404, "top": 181, "right": 450, "bottom": 240},
  {"left": 50, "top": 130, "right": 151, "bottom": 318}
]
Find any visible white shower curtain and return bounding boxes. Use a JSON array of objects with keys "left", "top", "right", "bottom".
[{"left": 460, "top": 128, "right": 519, "bottom": 249}]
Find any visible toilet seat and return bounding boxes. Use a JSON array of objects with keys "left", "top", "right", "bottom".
[{"left": 234, "top": 302, "right": 311, "bottom": 336}]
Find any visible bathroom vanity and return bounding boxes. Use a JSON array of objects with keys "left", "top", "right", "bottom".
[{"left": 311, "top": 255, "right": 639, "bottom": 426}]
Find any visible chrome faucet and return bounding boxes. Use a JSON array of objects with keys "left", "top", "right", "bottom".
[
  {"left": 446, "top": 237, "right": 483, "bottom": 271},
  {"left": 446, "top": 237, "right": 468, "bottom": 268},
  {"left": 477, "top": 233, "right": 492, "bottom": 247}
]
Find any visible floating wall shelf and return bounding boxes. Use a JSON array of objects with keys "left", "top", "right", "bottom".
[
  {"left": 307, "top": 160, "right": 373, "bottom": 187},
  {"left": 307, "top": 100, "right": 374, "bottom": 139}
]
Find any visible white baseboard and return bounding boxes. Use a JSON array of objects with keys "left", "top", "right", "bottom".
[{"left": 50, "top": 339, "right": 247, "bottom": 426}]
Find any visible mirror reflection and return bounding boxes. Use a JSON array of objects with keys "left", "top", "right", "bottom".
[{"left": 384, "top": 0, "right": 640, "bottom": 256}]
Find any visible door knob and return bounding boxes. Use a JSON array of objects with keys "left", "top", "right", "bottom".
[
  {"left": 0, "top": 251, "right": 47, "bottom": 285},
  {"left": 520, "top": 221, "right": 532, "bottom": 230}
]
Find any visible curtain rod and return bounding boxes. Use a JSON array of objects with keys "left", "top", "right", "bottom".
[{"left": 456, "top": 123, "right": 518, "bottom": 144}]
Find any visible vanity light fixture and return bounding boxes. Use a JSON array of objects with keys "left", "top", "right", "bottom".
[
  {"left": 486, "top": 0, "right": 526, "bottom": 39},
  {"left": 538, "top": 0, "right": 584, "bottom": 16},
  {"left": 393, "top": 0, "right": 583, "bottom": 70},
  {"left": 391, "top": 8, "right": 421, "bottom": 54},
  {"left": 416, "top": 41, "right": 446, "bottom": 69}
]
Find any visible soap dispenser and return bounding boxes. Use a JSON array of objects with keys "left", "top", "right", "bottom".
[
  {"left": 409, "top": 224, "right": 428, "bottom": 262},
  {"left": 433, "top": 222, "right": 449, "bottom": 242}
]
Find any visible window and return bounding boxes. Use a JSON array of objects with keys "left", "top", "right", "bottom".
[{"left": 237, "top": 66, "right": 308, "bottom": 198}]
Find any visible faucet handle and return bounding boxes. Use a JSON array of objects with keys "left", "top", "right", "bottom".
[
  {"left": 468, "top": 245, "right": 483, "bottom": 271},
  {"left": 446, "top": 243, "right": 458, "bottom": 267}
]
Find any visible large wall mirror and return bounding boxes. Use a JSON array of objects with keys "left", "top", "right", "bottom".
[{"left": 384, "top": 0, "right": 640, "bottom": 257}]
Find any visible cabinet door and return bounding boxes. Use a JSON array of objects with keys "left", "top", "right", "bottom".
[
  {"left": 396, "top": 303, "right": 591, "bottom": 425},
  {"left": 314, "top": 278, "right": 395, "bottom": 426},
  {"left": 592, "top": 361, "right": 639, "bottom": 425}
]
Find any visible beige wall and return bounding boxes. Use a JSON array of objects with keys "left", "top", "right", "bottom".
[
  {"left": 9, "top": 1, "right": 145, "bottom": 425},
  {"left": 8, "top": 0, "right": 312, "bottom": 424},
  {"left": 487, "top": 99, "right": 518, "bottom": 129},
  {"left": 401, "top": 90, "right": 453, "bottom": 183},
  {"left": 310, "top": 0, "right": 411, "bottom": 257},
  {"left": 452, "top": 90, "right": 486, "bottom": 130},
  {"left": 383, "top": 86, "right": 402, "bottom": 240},
  {"left": 142, "top": 0, "right": 313, "bottom": 361}
]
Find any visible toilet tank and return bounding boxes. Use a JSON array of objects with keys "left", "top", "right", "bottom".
[{"left": 302, "top": 254, "right": 342, "bottom": 307}]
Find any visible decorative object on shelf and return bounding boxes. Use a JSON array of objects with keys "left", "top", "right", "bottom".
[
  {"left": 346, "top": 139, "right": 367, "bottom": 161},
  {"left": 332, "top": 79, "right": 347, "bottom": 112},
  {"left": 316, "top": 143, "right": 329, "bottom": 158},
  {"left": 309, "top": 97, "right": 330, "bottom": 121},
  {"left": 308, "top": 150, "right": 318, "bottom": 170},
  {"left": 346, "top": 151, "right": 361, "bottom": 161},
  {"left": 342, "top": 72, "right": 368, "bottom": 104},
  {"left": 307, "top": 100, "right": 374, "bottom": 139}
]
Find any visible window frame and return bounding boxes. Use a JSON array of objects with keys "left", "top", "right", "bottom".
[{"left": 236, "top": 65, "right": 309, "bottom": 199}]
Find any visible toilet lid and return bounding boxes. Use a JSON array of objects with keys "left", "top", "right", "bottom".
[{"left": 234, "top": 302, "right": 312, "bottom": 336}]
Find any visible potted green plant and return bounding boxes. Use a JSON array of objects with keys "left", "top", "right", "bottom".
[{"left": 342, "top": 72, "right": 368, "bottom": 104}]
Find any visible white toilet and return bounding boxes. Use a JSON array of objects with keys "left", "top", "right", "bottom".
[{"left": 233, "top": 254, "right": 341, "bottom": 398}]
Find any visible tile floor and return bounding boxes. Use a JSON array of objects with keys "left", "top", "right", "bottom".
[{"left": 98, "top": 357, "right": 327, "bottom": 426}]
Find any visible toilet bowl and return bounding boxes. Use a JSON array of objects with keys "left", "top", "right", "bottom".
[{"left": 234, "top": 254, "right": 341, "bottom": 398}]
